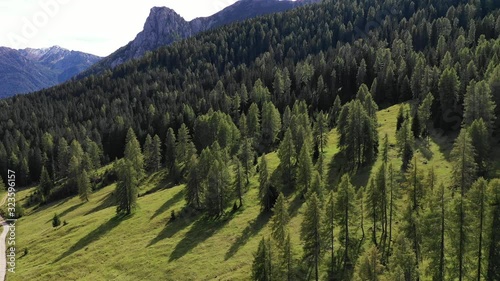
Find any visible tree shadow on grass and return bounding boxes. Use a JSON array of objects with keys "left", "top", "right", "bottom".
[
  {"left": 224, "top": 211, "right": 271, "bottom": 260},
  {"left": 327, "top": 152, "right": 346, "bottom": 190},
  {"left": 147, "top": 206, "right": 199, "bottom": 247},
  {"left": 84, "top": 192, "right": 115, "bottom": 216},
  {"left": 169, "top": 213, "right": 234, "bottom": 262},
  {"left": 53, "top": 214, "right": 130, "bottom": 263},
  {"left": 46, "top": 202, "right": 85, "bottom": 223},
  {"left": 60, "top": 202, "right": 85, "bottom": 218},
  {"left": 149, "top": 188, "right": 184, "bottom": 220}
]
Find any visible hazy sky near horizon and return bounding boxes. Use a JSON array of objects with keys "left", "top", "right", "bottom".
[{"left": 0, "top": 0, "right": 238, "bottom": 56}]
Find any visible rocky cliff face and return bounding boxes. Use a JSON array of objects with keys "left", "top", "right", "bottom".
[
  {"left": 79, "top": 0, "right": 319, "bottom": 77},
  {"left": 0, "top": 46, "right": 101, "bottom": 98},
  {"left": 110, "top": 7, "right": 193, "bottom": 67}
]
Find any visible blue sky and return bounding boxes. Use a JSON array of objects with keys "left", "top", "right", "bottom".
[{"left": 0, "top": 0, "right": 238, "bottom": 56}]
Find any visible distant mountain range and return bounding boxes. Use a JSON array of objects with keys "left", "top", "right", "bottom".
[
  {"left": 0, "top": 46, "right": 101, "bottom": 98},
  {"left": 77, "top": 0, "right": 319, "bottom": 77}
]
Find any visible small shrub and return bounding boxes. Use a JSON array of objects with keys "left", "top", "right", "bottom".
[
  {"left": 52, "top": 213, "right": 61, "bottom": 227},
  {"left": 170, "top": 210, "right": 176, "bottom": 222}
]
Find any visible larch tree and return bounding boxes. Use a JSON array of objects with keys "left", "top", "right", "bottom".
[
  {"left": 396, "top": 118, "right": 414, "bottom": 171},
  {"left": 115, "top": 128, "right": 144, "bottom": 215},
  {"left": 335, "top": 174, "right": 356, "bottom": 275},
  {"left": 233, "top": 157, "right": 245, "bottom": 207},
  {"left": 301, "top": 192, "right": 323, "bottom": 281},
  {"left": 261, "top": 101, "right": 281, "bottom": 151},
  {"left": 467, "top": 177, "right": 488, "bottom": 281},
  {"left": 353, "top": 245, "right": 384, "bottom": 281},
  {"left": 247, "top": 103, "right": 261, "bottom": 146},
  {"left": 143, "top": 134, "right": 155, "bottom": 173},
  {"left": 205, "top": 142, "right": 231, "bottom": 216},
  {"left": 421, "top": 182, "right": 447, "bottom": 281},
  {"left": 165, "top": 128, "right": 177, "bottom": 172},
  {"left": 270, "top": 192, "right": 291, "bottom": 280},
  {"left": 252, "top": 237, "right": 271, "bottom": 281},
  {"left": 438, "top": 67, "right": 460, "bottom": 126},
  {"left": 152, "top": 134, "right": 162, "bottom": 172},
  {"left": 278, "top": 128, "right": 296, "bottom": 189},
  {"left": 77, "top": 169, "right": 91, "bottom": 202},
  {"left": 418, "top": 92, "right": 434, "bottom": 146},
  {"left": 238, "top": 136, "right": 255, "bottom": 185},
  {"left": 313, "top": 111, "right": 329, "bottom": 155},
  {"left": 449, "top": 128, "right": 477, "bottom": 281},
  {"left": 323, "top": 190, "right": 335, "bottom": 280},
  {"left": 259, "top": 154, "right": 276, "bottom": 212},
  {"left": 186, "top": 154, "right": 203, "bottom": 209},
  {"left": 38, "top": 166, "right": 53, "bottom": 203},
  {"left": 486, "top": 179, "right": 500, "bottom": 280},
  {"left": 468, "top": 119, "right": 490, "bottom": 176},
  {"left": 271, "top": 192, "right": 290, "bottom": 248},
  {"left": 297, "top": 141, "right": 313, "bottom": 195},
  {"left": 463, "top": 80, "right": 496, "bottom": 131},
  {"left": 115, "top": 158, "right": 139, "bottom": 215}
]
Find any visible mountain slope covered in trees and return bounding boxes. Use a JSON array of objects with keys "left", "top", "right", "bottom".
[
  {"left": 77, "top": 0, "right": 319, "bottom": 77},
  {"left": 0, "top": 46, "right": 100, "bottom": 98},
  {"left": 2, "top": 0, "right": 500, "bottom": 280}
]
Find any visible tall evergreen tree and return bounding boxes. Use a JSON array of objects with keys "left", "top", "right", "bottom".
[
  {"left": 487, "top": 179, "right": 500, "bottom": 280},
  {"left": 271, "top": 192, "right": 290, "bottom": 248},
  {"left": 301, "top": 192, "right": 323, "bottom": 281},
  {"left": 238, "top": 137, "right": 255, "bottom": 185},
  {"left": 449, "top": 129, "right": 477, "bottom": 281},
  {"left": 38, "top": 166, "right": 53, "bottom": 203},
  {"left": 313, "top": 111, "right": 329, "bottom": 154},
  {"left": 468, "top": 119, "right": 490, "bottom": 176},
  {"left": 353, "top": 245, "right": 384, "bottom": 281},
  {"left": 335, "top": 174, "right": 356, "bottom": 275},
  {"left": 115, "top": 158, "right": 139, "bottom": 215},
  {"left": 297, "top": 142, "right": 313, "bottom": 195},
  {"left": 165, "top": 128, "right": 177, "bottom": 172},
  {"left": 186, "top": 154, "right": 203, "bottom": 209},
  {"left": 259, "top": 154, "right": 276, "bottom": 212},
  {"left": 467, "top": 178, "right": 488, "bottom": 281},
  {"left": 78, "top": 169, "right": 91, "bottom": 202},
  {"left": 463, "top": 80, "right": 496, "bottom": 131},
  {"left": 396, "top": 118, "right": 415, "bottom": 171},
  {"left": 323, "top": 190, "right": 335, "bottom": 280},
  {"left": 261, "top": 101, "right": 281, "bottom": 151},
  {"left": 252, "top": 237, "right": 271, "bottom": 281},
  {"left": 278, "top": 129, "right": 296, "bottom": 189}
]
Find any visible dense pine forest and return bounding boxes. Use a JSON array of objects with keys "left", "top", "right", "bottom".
[{"left": 1, "top": 0, "right": 500, "bottom": 280}]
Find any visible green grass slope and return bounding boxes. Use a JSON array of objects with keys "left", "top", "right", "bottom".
[{"left": 8, "top": 104, "right": 458, "bottom": 281}]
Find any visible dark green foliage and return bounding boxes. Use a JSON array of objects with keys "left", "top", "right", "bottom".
[
  {"left": 487, "top": 180, "right": 500, "bottom": 280},
  {"left": 38, "top": 166, "right": 53, "bottom": 203},
  {"left": 297, "top": 141, "right": 313, "bottom": 195},
  {"left": 411, "top": 110, "right": 421, "bottom": 139},
  {"left": 396, "top": 105, "right": 405, "bottom": 131},
  {"left": 259, "top": 154, "right": 277, "bottom": 212},
  {"left": 52, "top": 213, "right": 61, "bottom": 227},
  {"left": 164, "top": 128, "right": 177, "bottom": 172},
  {"left": 396, "top": 118, "right": 414, "bottom": 171},
  {"left": 271, "top": 192, "right": 289, "bottom": 248},
  {"left": 468, "top": 119, "right": 490, "bottom": 176},
  {"left": 338, "top": 99, "right": 378, "bottom": 169},
  {"left": 301, "top": 192, "right": 322, "bottom": 281},
  {"left": 185, "top": 154, "right": 202, "bottom": 209},
  {"left": 252, "top": 237, "right": 272, "bottom": 281}
]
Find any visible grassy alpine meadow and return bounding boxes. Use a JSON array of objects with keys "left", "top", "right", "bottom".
[{"left": 7, "top": 104, "right": 461, "bottom": 280}]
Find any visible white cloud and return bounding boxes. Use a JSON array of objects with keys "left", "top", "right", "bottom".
[{"left": 0, "top": 0, "right": 238, "bottom": 56}]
